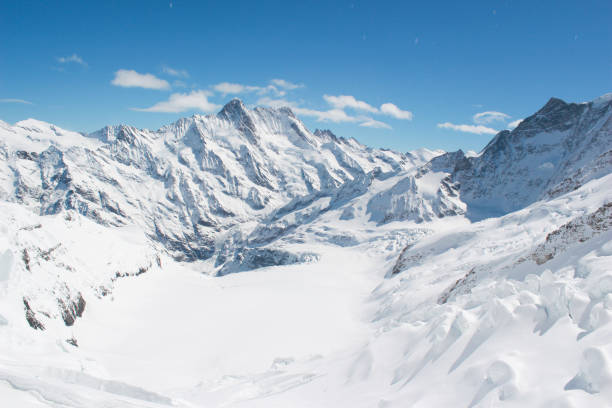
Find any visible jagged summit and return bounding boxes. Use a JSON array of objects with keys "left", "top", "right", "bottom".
[
  {"left": 217, "top": 98, "right": 249, "bottom": 119},
  {"left": 217, "top": 98, "right": 297, "bottom": 123},
  {"left": 540, "top": 96, "right": 568, "bottom": 111}
]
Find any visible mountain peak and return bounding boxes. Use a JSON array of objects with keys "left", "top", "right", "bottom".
[
  {"left": 314, "top": 129, "right": 340, "bottom": 143},
  {"left": 218, "top": 98, "right": 248, "bottom": 119},
  {"left": 538, "top": 97, "right": 568, "bottom": 114}
]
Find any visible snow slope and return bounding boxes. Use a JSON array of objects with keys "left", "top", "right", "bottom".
[{"left": 0, "top": 94, "right": 611, "bottom": 407}]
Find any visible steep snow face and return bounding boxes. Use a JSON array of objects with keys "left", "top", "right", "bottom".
[
  {"left": 451, "top": 96, "right": 612, "bottom": 219},
  {"left": 0, "top": 100, "right": 423, "bottom": 263}
]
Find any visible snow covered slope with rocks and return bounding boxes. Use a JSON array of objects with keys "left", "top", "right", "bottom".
[{"left": 0, "top": 94, "right": 611, "bottom": 407}]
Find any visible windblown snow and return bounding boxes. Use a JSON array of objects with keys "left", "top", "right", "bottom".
[{"left": 0, "top": 95, "right": 611, "bottom": 407}]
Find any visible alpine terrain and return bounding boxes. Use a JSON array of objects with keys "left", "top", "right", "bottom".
[{"left": 0, "top": 93, "right": 611, "bottom": 407}]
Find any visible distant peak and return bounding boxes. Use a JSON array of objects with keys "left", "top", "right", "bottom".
[
  {"left": 539, "top": 97, "right": 568, "bottom": 113},
  {"left": 277, "top": 106, "right": 296, "bottom": 118},
  {"left": 218, "top": 98, "right": 247, "bottom": 117},
  {"left": 15, "top": 118, "right": 54, "bottom": 128},
  {"left": 314, "top": 129, "right": 338, "bottom": 140}
]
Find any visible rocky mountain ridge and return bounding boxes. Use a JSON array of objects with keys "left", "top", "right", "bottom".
[{"left": 0, "top": 99, "right": 427, "bottom": 266}]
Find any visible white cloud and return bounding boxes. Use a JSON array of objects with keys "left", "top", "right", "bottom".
[
  {"left": 323, "top": 94, "right": 378, "bottom": 113},
  {"left": 162, "top": 66, "right": 189, "bottom": 78},
  {"left": 437, "top": 122, "right": 498, "bottom": 135},
  {"left": 507, "top": 118, "right": 523, "bottom": 129},
  {"left": 133, "top": 90, "right": 220, "bottom": 113},
  {"left": 0, "top": 98, "right": 32, "bottom": 104},
  {"left": 57, "top": 54, "right": 87, "bottom": 66},
  {"left": 259, "top": 98, "right": 364, "bottom": 124},
  {"left": 359, "top": 119, "right": 392, "bottom": 129},
  {"left": 473, "top": 111, "right": 510, "bottom": 124},
  {"left": 112, "top": 69, "right": 170, "bottom": 90},
  {"left": 270, "top": 79, "right": 303, "bottom": 90},
  {"left": 213, "top": 80, "right": 303, "bottom": 97},
  {"left": 259, "top": 98, "right": 363, "bottom": 124},
  {"left": 212, "top": 82, "right": 263, "bottom": 96},
  {"left": 380, "top": 103, "right": 413, "bottom": 120},
  {"left": 293, "top": 107, "right": 360, "bottom": 123}
]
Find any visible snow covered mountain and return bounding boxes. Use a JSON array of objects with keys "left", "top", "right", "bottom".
[
  {"left": 0, "top": 99, "right": 430, "bottom": 264},
  {"left": 448, "top": 94, "right": 612, "bottom": 219},
  {"left": 363, "top": 94, "right": 612, "bottom": 223},
  {"left": 0, "top": 94, "right": 611, "bottom": 407}
]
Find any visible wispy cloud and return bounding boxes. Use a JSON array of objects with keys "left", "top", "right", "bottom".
[
  {"left": 213, "top": 82, "right": 263, "bottom": 96},
  {"left": 322, "top": 95, "right": 412, "bottom": 121},
  {"left": 112, "top": 69, "right": 171, "bottom": 90},
  {"left": 360, "top": 118, "right": 392, "bottom": 129},
  {"left": 437, "top": 122, "right": 498, "bottom": 135},
  {"left": 162, "top": 66, "right": 189, "bottom": 78},
  {"left": 380, "top": 103, "right": 413, "bottom": 120},
  {"left": 57, "top": 54, "right": 87, "bottom": 66},
  {"left": 507, "top": 118, "right": 523, "bottom": 129},
  {"left": 133, "top": 90, "right": 220, "bottom": 113},
  {"left": 473, "top": 111, "right": 510, "bottom": 124},
  {"left": 270, "top": 79, "right": 303, "bottom": 90},
  {"left": 323, "top": 94, "right": 378, "bottom": 113},
  {"left": 0, "top": 98, "right": 33, "bottom": 105},
  {"left": 293, "top": 107, "right": 361, "bottom": 123},
  {"left": 213, "top": 79, "right": 302, "bottom": 97}
]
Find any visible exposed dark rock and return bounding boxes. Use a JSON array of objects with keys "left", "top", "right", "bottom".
[
  {"left": 58, "top": 293, "right": 86, "bottom": 327},
  {"left": 19, "top": 223, "right": 42, "bottom": 231},
  {"left": 438, "top": 268, "right": 477, "bottom": 304},
  {"left": 528, "top": 202, "right": 612, "bottom": 265},
  {"left": 391, "top": 243, "right": 416, "bottom": 275},
  {"left": 23, "top": 298, "right": 45, "bottom": 330},
  {"left": 16, "top": 150, "right": 39, "bottom": 161},
  {"left": 66, "top": 337, "right": 79, "bottom": 347},
  {"left": 22, "top": 249, "right": 31, "bottom": 272},
  {"left": 41, "top": 244, "right": 61, "bottom": 261}
]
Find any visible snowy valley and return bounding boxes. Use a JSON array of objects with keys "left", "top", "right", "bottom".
[{"left": 0, "top": 94, "right": 611, "bottom": 407}]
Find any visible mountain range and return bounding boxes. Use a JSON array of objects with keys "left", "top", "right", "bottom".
[{"left": 0, "top": 93, "right": 611, "bottom": 407}]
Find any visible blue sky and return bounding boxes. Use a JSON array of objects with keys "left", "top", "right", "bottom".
[{"left": 1, "top": 1, "right": 610, "bottom": 152}]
